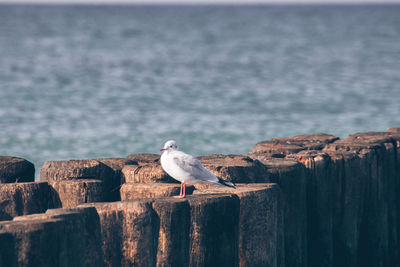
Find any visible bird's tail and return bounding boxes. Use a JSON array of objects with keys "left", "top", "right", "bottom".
[{"left": 218, "top": 177, "right": 236, "bottom": 189}]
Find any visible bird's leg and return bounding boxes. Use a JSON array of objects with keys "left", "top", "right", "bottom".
[
  {"left": 173, "top": 182, "right": 184, "bottom": 198},
  {"left": 182, "top": 182, "right": 186, "bottom": 198},
  {"left": 173, "top": 182, "right": 186, "bottom": 199}
]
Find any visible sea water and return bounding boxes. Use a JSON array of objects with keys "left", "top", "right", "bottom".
[{"left": 0, "top": 4, "right": 399, "bottom": 179}]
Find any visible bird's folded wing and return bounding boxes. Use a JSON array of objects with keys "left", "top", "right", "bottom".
[
  {"left": 172, "top": 153, "right": 202, "bottom": 172},
  {"left": 172, "top": 152, "right": 217, "bottom": 182}
]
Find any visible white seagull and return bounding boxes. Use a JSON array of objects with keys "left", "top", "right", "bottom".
[{"left": 160, "top": 140, "right": 236, "bottom": 198}]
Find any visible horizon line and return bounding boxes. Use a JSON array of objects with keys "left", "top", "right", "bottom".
[{"left": 0, "top": 0, "right": 400, "bottom": 5}]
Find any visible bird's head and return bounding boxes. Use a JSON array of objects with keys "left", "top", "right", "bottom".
[{"left": 161, "top": 140, "right": 178, "bottom": 152}]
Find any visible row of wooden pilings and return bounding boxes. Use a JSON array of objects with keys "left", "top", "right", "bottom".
[{"left": 1, "top": 127, "right": 400, "bottom": 266}]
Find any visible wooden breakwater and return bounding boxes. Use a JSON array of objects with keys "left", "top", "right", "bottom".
[{"left": 1, "top": 128, "right": 400, "bottom": 267}]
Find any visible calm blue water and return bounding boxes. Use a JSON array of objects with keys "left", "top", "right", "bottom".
[{"left": 0, "top": 4, "right": 399, "bottom": 179}]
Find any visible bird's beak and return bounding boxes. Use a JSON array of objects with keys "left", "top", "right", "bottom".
[{"left": 161, "top": 148, "right": 166, "bottom": 151}]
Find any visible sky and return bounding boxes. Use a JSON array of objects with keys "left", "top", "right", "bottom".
[{"left": 0, "top": 0, "right": 399, "bottom": 4}]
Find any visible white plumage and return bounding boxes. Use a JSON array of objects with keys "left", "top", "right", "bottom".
[{"left": 160, "top": 140, "right": 235, "bottom": 198}]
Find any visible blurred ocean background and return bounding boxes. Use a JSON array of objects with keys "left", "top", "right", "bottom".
[{"left": 0, "top": 4, "right": 399, "bottom": 179}]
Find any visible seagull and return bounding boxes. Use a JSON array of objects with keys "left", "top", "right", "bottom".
[{"left": 160, "top": 140, "right": 236, "bottom": 198}]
